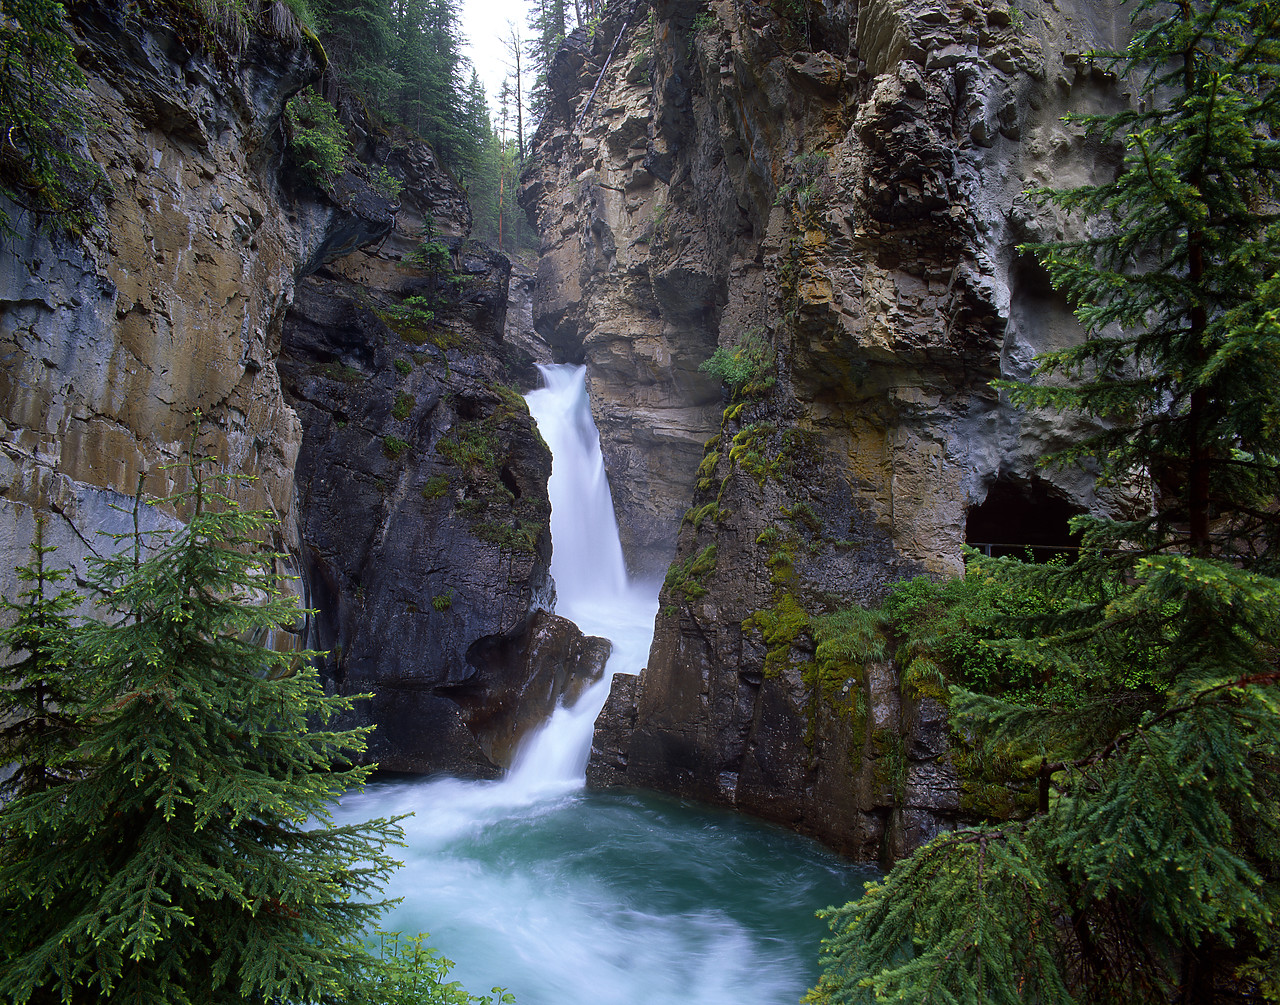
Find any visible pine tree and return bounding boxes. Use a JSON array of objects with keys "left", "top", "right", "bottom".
[
  {"left": 808, "top": 0, "right": 1280, "bottom": 1000},
  {"left": 0, "top": 517, "right": 90, "bottom": 799},
  {"left": 0, "top": 449, "right": 403, "bottom": 1004}
]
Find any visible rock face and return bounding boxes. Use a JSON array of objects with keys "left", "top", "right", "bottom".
[
  {"left": 1, "top": 0, "right": 605, "bottom": 779},
  {"left": 279, "top": 177, "right": 603, "bottom": 774},
  {"left": 0, "top": 0, "right": 351, "bottom": 597},
  {"left": 524, "top": 0, "right": 1142, "bottom": 857}
]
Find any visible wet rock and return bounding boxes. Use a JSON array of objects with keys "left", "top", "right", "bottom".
[
  {"left": 586, "top": 672, "right": 641, "bottom": 788},
  {"left": 461, "top": 611, "right": 612, "bottom": 767}
]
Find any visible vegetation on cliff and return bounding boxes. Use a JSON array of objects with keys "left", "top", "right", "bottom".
[
  {"left": 0, "top": 453, "right": 402, "bottom": 1002},
  {"left": 0, "top": 0, "right": 102, "bottom": 232},
  {"left": 808, "top": 0, "right": 1280, "bottom": 1000}
]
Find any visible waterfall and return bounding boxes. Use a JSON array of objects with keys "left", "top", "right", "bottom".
[
  {"left": 505, "top": 364, "right": 659, "bottom": 791},
  {"left": 330, "top": 364, "right": 870, "bottom": 1005}
]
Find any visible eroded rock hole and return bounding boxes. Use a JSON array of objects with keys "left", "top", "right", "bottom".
[
  {"left": 499, "top": 465, "right": 520, "bottom": 499},
  {"left": 965, "top": 478, "right": 1085, "bottom": 561}
]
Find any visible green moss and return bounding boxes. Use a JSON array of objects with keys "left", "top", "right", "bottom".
[
  {"left": 420, "top": 474, "right": 449, "bottom": 501},
  {"left": 321, "top": 362, "right": 364, "bottom": 383},
  {"left": 742, "top": 592, "right": 812, "bottom": 679},
  {"left": 382, "top": 435, "right": 410, "bottom": 460},
  {"left": 663, "top": 544, "right": 718, "bottom": 601},
  {"left": 756, "top": 525, "right": 782, "bottom": 547},
  {"left": 436, "top": 395, "right": 548, "bottom": 556},
  {"left": 394, "top": 358, "right": 413, "bottom": 376},
  {"left": 492, "top": 382, "right": 530, "bottom": 417},
  {"left": 682, "top": 501, "right": 726, "bottom": 530},
  {"left": 902, "top": 655, "right": 949, "bottom": 702},
  {"left": 392, "top": 392, "right": 416, "bottom": 421},
  {"left": 726, "top": 421, "right": 811, "bottom": 488},
  {"left": 376, "top": 307, "right": 463, "bottom": 350},
  {"left": 805, "top": 606, "right": 886, "bottom": 737},
  {"left": 695, "top": 450, "right": 721, "bottom": 494},
  {"left": 767, "top": 543, "right": 795, "bottom": 585},
  {"left": 781, "top": 501, "right": 822, "bottom": 533},
  {"left": 952, "top": 744, "right": 1034, "bottom": 820}
]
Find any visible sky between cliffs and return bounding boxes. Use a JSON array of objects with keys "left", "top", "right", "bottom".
[{"left": 460, "top": 0, "right": 535, "bottom": 107}]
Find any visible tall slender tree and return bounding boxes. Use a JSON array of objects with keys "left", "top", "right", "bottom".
[{"left": 0, "top": 518, "right": 89, "bottom": 799}]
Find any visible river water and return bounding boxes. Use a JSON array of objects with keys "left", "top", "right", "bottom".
[{"left": 332, "top": 364, "right": 874, "bottom": 1004}]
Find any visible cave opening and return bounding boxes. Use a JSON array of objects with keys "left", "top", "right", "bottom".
[{"left": 965, "top": 478, "right": 1086, "bottom": 562}]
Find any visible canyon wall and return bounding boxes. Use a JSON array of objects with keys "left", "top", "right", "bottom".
[
  {"left": 0, "top": 0, "right": 598, "bottom": 778},
  {"left": 524, "top": 0, "right": 1141, "bottom": 857}
]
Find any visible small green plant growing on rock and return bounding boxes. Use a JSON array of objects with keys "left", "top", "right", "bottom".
[
  {"left": 392, "top": 392, "right": 416, "bottom": 421},
  {"left": 420, "top": 474, "right": 449, "bottom": 501},
  {"left": 663, "top": 544, "right": 718, "bottom": 602},
  {"left": 409, "top": 235, "right": 451, "bottom": 274},
  {"left": 359, "top": 930, "right": 515, "bottom": 1004},
  {"left": 322, "top": 361, "right": 365, "bottom": 383},
  {"left": 382, "top": 435, "right": 410, "bottom": 460},
  {"left": 700, "top": 328, "right": 775, "bottom": 399},
  {"left": 430, "top": 591, "right": 453, "bottom": 612},
  {"left": 688, "top": 9, "right": 718, "bottom": 55},
  {"left": 394, "top": 358, "right": 413, "bottom": 376}
]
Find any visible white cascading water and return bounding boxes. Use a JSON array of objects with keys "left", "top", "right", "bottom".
[
  {"left": 507, "top": 363, "right": 659, "bottom": 789},
  {"left": 331, "top": 363, "right": 868, "bottom": 1005}
]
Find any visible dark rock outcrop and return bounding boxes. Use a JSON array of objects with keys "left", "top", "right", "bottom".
[
  {"left": 280, "top": 127, "right": 605, "bottom": 775},
  {"left": 2, "top": 0, "right": 604, "bottom": 779}
]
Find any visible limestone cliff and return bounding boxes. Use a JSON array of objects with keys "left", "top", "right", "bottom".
[
  {"left": 0, "top": 0, "right": 347, "bottom": 592},
  {"left": 0, "top": 0, "right": 601, "bottom": 778},
  {"left": 279, "top": 151, "right": 609, "bottom": 775},
  {"left": 525, "top": 0, "right": 1142, "bottom": 857}
]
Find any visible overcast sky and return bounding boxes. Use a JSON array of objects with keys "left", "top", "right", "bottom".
[{"left": 459, "top": 0, "right": 534, "bottom": 108}]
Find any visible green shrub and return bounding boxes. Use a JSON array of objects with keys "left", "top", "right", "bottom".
[
  {"left": 353, "top": 931, "right": 513, "bottom": 1005},
  {"left": 699, "top": 328, "right": 775, "bottom": 398},
  {"left": 409, "top": 235, "right": 451, "bottom": 273},
  {"left": 0, "top": 0, "right": 103, "bottom": 234},
  {"left": 430, "top": 592, "right": 452, "bottom": 612},
  {"left": 285, "top": 86, "right": 350, "bottom": 187}
]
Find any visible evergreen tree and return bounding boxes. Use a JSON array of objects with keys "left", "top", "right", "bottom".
[
  {"left": 808, "top": 0, "right": 1280, "bottom": 1001},
  {"left": 0, "top": 517, "right": 89, "bottom": 799},
  {"left": 0, "top": 0, "right": 101, "bottom": 233},
  {"left": 0, "top": 450, "right": 403, "bottom": 1004}
]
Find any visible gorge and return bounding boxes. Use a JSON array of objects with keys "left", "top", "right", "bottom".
[
  {"left": 0, "top": 0, "right": 1136, "bottom": 981},
  {"left": 1, "top": 0, "right": 1134, "bottom": 859},
  {"left": 329, "top": 363, "right": 875, "bottom": 1004},
  {"left": 5, "top": 0, "right": 1278, "bottom": 1000}
]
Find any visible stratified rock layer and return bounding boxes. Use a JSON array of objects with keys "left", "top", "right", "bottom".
[
  {"left": 525, "top": 0, "right": 1141, "bottom": 857},
  {"left": 0, "top": 0, "right": 350, "bottom": 593}
]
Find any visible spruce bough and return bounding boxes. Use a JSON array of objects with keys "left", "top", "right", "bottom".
[{"left": 0, "top": 450, "right": 403, "bottom": 1003}]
